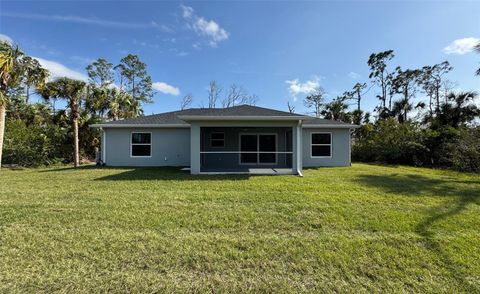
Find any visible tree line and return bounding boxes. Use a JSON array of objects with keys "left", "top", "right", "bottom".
[
  {"left": 0, "top": 41, "right": 260, "bottom": 169},
  {"left": 1, "top": 40, "right": 479, "bottom": 170},
  {"left": 299, "top": 47, "right": 480, "bottom": 172}
]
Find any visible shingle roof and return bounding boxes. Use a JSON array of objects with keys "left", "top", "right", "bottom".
[
  {"left": 302, "top": 117, "right": 354, "bottom": 126},
  {"left": 93, "top": 104, "right": 357, "bottom": 127}
]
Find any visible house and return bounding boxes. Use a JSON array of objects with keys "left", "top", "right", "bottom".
[{"left": 92, "top": 105, "right": 359, "bottom": 175}]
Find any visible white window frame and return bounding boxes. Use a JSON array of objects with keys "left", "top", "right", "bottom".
[
  {"left": 210, "top": 132, "right": 225, "bottom": 148},
  {"left": 310, "top": 132, "right": 332, "bottom": 158},
  {"left": 238, "top": 133, "right": 278, "bottom": 165},
  {"left": 130, "top": 132, "right": 152, "bottom": 158}
]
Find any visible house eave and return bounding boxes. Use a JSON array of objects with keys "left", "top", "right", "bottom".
[
  {"left": 177, "top": 115, "right": 312, "bottom": 121},
  {"left": 90, "top": 124, "right": 190, "bottom": 128},
  {"left": 302, "top": 124, "right": 360, "bottom": 129}
]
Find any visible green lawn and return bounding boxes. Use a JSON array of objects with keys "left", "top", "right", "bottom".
[{"left": 0, "top": 164, "right": 479, "bottom": 292}]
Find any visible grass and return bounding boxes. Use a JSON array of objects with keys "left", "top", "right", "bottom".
[{"left": 0, "top": 163, "right": 479, "bottom": 293}]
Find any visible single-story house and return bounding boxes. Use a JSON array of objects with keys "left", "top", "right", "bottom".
[{"left": 92, "top": 105, "right": 359, "bottom": 175}]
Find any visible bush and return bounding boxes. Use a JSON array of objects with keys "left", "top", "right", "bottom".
[
  {"left": 352, "top": 118, "right": 429, "bottom": 166},
  {"left": 440, "top": 127, "right": 480, "bottom": 172},
  {"left": 3, "top": 119, "right": 51, "bottom": 166}
]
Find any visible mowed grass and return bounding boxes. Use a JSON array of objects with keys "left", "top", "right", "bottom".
[{"left": 0, "top": 164, "right": 479, "bottom": 293}]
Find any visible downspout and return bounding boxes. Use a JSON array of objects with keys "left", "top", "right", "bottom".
[{"left": 296, "top": 120, "right": 303, "bottom": 177}]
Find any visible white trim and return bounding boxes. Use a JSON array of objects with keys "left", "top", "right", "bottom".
[
  {"left": 200, "top": 151, "right": 292, "bottom": 154},
  {"left": 178, "top": 115, "right": 311, "bottom": 121},
  {"left": 130, "top": 132, "right": 152, "bottom": 158},
  {"left": 296, "top": 120, "right": 303, "bottom": 176},
  {"left": 310, "top": 132, "right": 333, "bottom": 158},
  {"left": 210, "top": 132, "right": 225, "bottom": 148},
  {"left": 302, "top": 124, "right": 360, "bottom": 129},
  {"left": 91, "top": 124, "right": 189, "bottom": 128},
  {"left": 238, "top": 133, "right": 278, "bottom": 165}
]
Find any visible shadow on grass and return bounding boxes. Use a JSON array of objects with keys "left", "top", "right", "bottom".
[
  {"left": 356, "top": 173, "right": 480, "bottom": 291},
  {"left": 93, "top": 167, "right": 251, "bottom": 181},
  {"left": 39, "top": 165, "right": 98, "bottom": 172}
]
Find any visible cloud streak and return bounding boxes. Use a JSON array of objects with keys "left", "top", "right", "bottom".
[
  {"left": 443, "top": 37, "right": 480, "bottom": 55},
  {"left": 34, "top": 57, "right": 88, "bottom": 81},
  {"left": 153, "top": 82, "right": 180, "bottom": 96},
  {"left": 1, "top": 12, "right": 160, "bottom": 29},
  {"left": 180, "top": 5, "right": 229, "bottom": 47}
]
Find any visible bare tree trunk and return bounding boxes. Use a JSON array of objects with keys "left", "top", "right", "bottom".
[
  {"left": 0, "top": 104, "right": 5, "bottom": 170},
  {"left": 73, "top": 117, "right": 80, "bottom": 167}
]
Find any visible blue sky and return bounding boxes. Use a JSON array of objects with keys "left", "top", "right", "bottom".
[{"left": 0, "top": 0, "right": 479, "bottom": 115}]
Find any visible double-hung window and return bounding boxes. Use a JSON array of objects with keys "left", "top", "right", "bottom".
[
  {"left": 210, "top": 132, "right": 225, "bottom": 148},
  {"left": 131, "top": 132, "right": 151, "bottom": 157},
  {"left": 311, "top": 133, "right": 332, "bottom": 157}
]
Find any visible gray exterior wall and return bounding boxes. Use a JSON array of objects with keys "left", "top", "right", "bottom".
[
  {"left": 100, "top": 124, "right": 352, "bottom": 170},
  {"left": 102, "top": 127, "right": 190, "bottom": 166},
  {"left": 301, "top": 128, "right": 351, "bottom": 167}
]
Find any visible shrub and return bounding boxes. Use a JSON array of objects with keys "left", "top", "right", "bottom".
[
  {"left": 440, "top": 127, "right": 480, "bottom": 172},
  {"left": 352, "top": 118, "right": 429, "bottom": 166},
  {"left": 2, "top": 119, "right": 53, "bottom": 166}
]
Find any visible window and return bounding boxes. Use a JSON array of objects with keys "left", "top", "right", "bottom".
[
  {"left": 311, "top": 133, "right": 331, "bottom": 157},
  {"left": 240, "top": 134, "right": 277, "bottom": 164},
  {"left": 131, "top": 132, "right": 151, "bottom": 157},
  {"left": 210, "top": 132, "right": 225, "bottom": 148}
]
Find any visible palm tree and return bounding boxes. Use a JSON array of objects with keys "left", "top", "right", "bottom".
[
  {"left": 433, "top": 91, "right": 479, "bottom": 128},
  {"left": 22, "top": 56, "right": 49, "bottom": 103},
  {"left": 0, "top": 42, "right": 48, "bottom": 168},
  {"left": 42, "top": 78, "right": 86, "bottom": 167}
]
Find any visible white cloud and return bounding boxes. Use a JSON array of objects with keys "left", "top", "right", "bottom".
[
  {"left": 153, "top": 82, "right": 180, "bottom": 96},
  {"left": 0, "top": 33, "right": 13, "bottom": 44},
  {"left": 33, "top": 57, "right": 88, "bottom": 81},
  {"left": 180, "top": 5, "right": 229, "bottom": 47},
  {"left": 180, "top": 4, "right": 194, "bottom": 18},
  {"left": 348, "top": 71, "right": 360, "bottom": 79},
  {"left": 285, "top": 76, "right": 322, "bottom": 101},
  {"left": 2, "top": 12, "right": 160, "bottom": 29},
  {"left": 443, "top": 37, "right": 480, "bottom": 55}
]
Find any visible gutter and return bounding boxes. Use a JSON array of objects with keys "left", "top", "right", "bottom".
[
  {"left": 90, "top": 123, "right": 190, "bottom": 128},
  {"left": 302, "top": 124, "right": 360, "bottom": 129},
  {"left": 177, "top": 115, "right": 313, "bottom": 121}
]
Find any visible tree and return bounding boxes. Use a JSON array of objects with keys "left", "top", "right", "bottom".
[
  {"left": 351, "top": 82, "right": 367, "bottom": 112},
  {"left": 41, "top": 78, "right": 86, "bottom": 167},
  {"left": 321, "top": 96, "right": 351, "bottom": 122},
  {"left": 391, "top": 67, "right": 421, "bottom": 122},
  {"left": 180, "top": 93, "right": 193, "bottom": 110},
  {"left": 419, "top": 61, "right": 452, "bottom": 115},
  {"left": 115, "top": 54, "right": 153, "bottom": 106},
  {"left": 222, "top": 84, "right": 247, "bottom": 108},
  {"left": 21, "top": 56, "right": 48, "bottom": 103},
  {"left": 86, "top": 58, "right": 114, "bottom": 88},
  {"left": 0, "top": 41, "right": 46, "bottom": 170},
  {"left": 432, "top": 91, "right": 479, "bottom": 129},
  {"left": 242, "top": 94, "right": 259, "bottom": 106},
  {"left": 287, "top": 101, "right": 295, "bottom": 113},
  {"left": 207, "top": 80, "right": 221, "bottom": 108},
  {"left": 368, "top": 50, "right": 395, "bottom": 111},
  {"left": 304, "top": 87, "right": 326, "bottom": 117}
]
